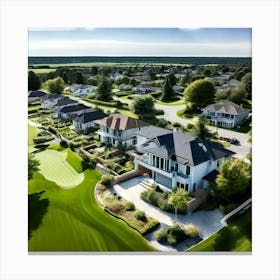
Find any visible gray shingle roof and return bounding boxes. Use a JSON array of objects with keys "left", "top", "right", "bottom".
[
  {"left": 74, "top": 110, "right": 107, "bottom": 124},
  {"left": 142, "top": 130, "right": 234, "bottom": 166},
  {"left": 136, "top": 125, "right": 171, "bottom": 139},
  {"left": 203, "top": 101, "right": 247, "bottom": 115},
  {"left": 56, "top": 97, "right": 77, "bottom": 107},
  {"left": 59, "top": 103, "right": 90, "bottom": 113},
  {"left": 28, "top": 90, "right": 48, "bottom": 98}
]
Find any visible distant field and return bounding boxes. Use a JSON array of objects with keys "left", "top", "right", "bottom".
[
  {"left": 35, "top": 149, "right": 84, "bottom": 189},
  {"left": 188, "top": 208, "right": 252, "bottom": 252},
  {"left": 29, "top": 68, "right": 56, "bottom": 74}
]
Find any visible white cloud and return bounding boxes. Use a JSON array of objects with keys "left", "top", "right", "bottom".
[{"left": 29, "top": 39, "right": 251, "bottom": 57}]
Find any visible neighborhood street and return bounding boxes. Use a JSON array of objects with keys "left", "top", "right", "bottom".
[{"left": 119, "top": 98, "right": 251, "bottom": 158}]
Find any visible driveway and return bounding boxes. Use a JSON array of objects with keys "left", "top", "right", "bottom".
[{"left": 112, "top": 176, "right": 225, "bottom": 239}]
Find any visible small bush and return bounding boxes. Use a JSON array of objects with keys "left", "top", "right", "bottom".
[
  {"left": 107, "top": 202, "right": 126, "bottom": 214},
  {"left": 134, "top": 210, "right": 147, "bottom": 221},
  {"left": 124, "top": 201, "right": 135, "bottom": 211},
  {"left": 100, "top": 174, "right": 114, "bottom": 187},
  {"left": 60, "top": 139, "right": 68, "bottom": 148},
  {"left": 155, "top": 228, "right": 168, "bottom": 243},
  {"left": 184, "top": 224, "right": 200, "bottom": 238}
]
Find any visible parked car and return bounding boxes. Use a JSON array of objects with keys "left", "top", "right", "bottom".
[{"left": 221, "top": 137, "right": 240, "bottom": 145}]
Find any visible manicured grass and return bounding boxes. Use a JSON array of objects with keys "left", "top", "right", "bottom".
[
  {"left": 176, "top": 108, "right": 193, "bottom": 119},
  {"left": 65, "top": 148, "right": 83, "bottom": 173},
  {"left": 188, "top": 208, "right": 252, "bottom": 252},
  {"left": 156, "top": 99, "right": 185, "bottom": 106},
  {"left": 35, "top": 149, "right": 84, "bottom": 189},
  {"left": 28, "top": 169, "right": 155, "bottom": 251},
  {"left": 28, "top": 124, "right": 38, "bottom": 145}
]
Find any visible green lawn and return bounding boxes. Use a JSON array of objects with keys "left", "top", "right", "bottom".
[
  {"left": 188, "top": 208, "right": 252, "bottom": 252},
  {"left": 176, "top": 108, "right": 193, "bottom": 119},
  {"left": 35, "top": 149, "right": 84, "bottom": 189},
  {"left": 28, "top": 153, "right": 155, "bottom": 251},
  {"left": 156, "top": 99, "right": 185, "bottom": 106},
  {"left": 28, "top": 124, "right": 38, "bottom": 145},
  {"left": 29, "top": 68, "right": 56, "bottom": 74}
]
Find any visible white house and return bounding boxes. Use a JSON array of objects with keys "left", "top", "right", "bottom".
[
  {"left": 67, "top": 84, "right": 97, "bottom": 97},
  {"left": 109, "top": 73, "right": 123, "bottom": 80},
  {"left": 134, "top": 126, "right": 234, "bottom": 192},
  {"left": 73, "top": 110, "right": 107, "bottom": 131},
  {"left": 201, "top": 101, "right": 249, "bottom": 128},
  {"left": 95, "top": 113, "right": 149, "bottom": 148}
]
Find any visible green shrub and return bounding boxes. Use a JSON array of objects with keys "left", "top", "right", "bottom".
[
  {"left": 33, "top": 135, "right": 54, "bottom": 144},
  {"left": 60, "top": 139, "right": 68, "bottom": 148},
  {"left": 155, "top": 228, "right": 168, "bottom": 243},
  {"left": 134, "top": 210, "right": 147, "bottom": 221},
  {"left": 184, "top": 224, "right": 200, "bottom": 238},
  {"left": 124, "top": 201, "right": 135, "bottom": 211},
  {"left": 157, "top": 197, "right": 174, "bottom": 212},
  {"left": 167, "top": 224, "right": 187, "bottom": 245},
  {"left": 100, "top": 174, "right": 114, "bottom": 187}
]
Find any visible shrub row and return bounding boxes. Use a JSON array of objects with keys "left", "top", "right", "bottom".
[{"left": 33, "top": 135, "right": 54, "bottom": 144}]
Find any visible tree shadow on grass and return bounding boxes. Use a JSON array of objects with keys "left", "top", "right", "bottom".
[
  {"left": 213, "top": 226, "right": 239, "bottom": 251},
  {"left": 28, "top": 191, "right": 49, "bottom": 240}
]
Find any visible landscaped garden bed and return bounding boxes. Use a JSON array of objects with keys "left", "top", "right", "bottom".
[
  {"left": 141, "top": 185, "right": 193, "bottom": 215},
  {"left": 155, "top": 223, "right": 200, "bottom": 245},
  {"left": 100, "top": 189, "right": 159, "bottom": 235}
]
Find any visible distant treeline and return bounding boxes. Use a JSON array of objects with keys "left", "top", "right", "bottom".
[{"left": 28, "top": 56, "right": 251, "bottom": 65}]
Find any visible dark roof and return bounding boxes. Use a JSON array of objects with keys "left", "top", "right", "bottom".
[
  {"left": 56, "top": 97, "right": 77, "bottom": 107},
  {"left": 74, "top": 110, "right": 107, "bottom": 124},
  {"left": 202, "top": 170, "right": 219, "bottom": 183},
  {"left": 28, "top": 90, "right": 48, "bottom": 98},
  {"left": 95, "top": 113, "right": 149, "bottom": 130},
  {"left": 45, "top": 94, "right": 63, "bottom": 100},
  {"left": 143, "top": 130, "right": 234, "bottom": 166},
  {"left": 59, "top": 103, "right": 90, "bottom": 113},
  {"left": 136, "top": 125, "right": 171, "bottom": 139}
]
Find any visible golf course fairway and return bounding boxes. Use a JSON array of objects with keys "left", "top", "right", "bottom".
[{"left": 28, "top": 149, "right": 155, "bottom": 252}]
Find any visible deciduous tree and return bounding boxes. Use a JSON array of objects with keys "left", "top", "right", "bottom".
[
  {"left": 46, "top": 77, "right": 65, "bottom": 94},
  {"left": 28, "top": 154, "right": 40, "bottom": 180},
  {"left": 131, "top": 95, "right": 155, "bottom": 116},
  {"left": 168, "top": 188, "right": 189, "bottom": 221},
  {"left": 28, "top": 71, "right": 41, "bottom": 91}
]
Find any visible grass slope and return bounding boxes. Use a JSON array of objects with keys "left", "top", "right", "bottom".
[
  {"left": 188, "top": 208, "right": 252, "bottom": 252},
  {"left": 28, "top": 169, "right": 155, "bottom": 251},
  {"left": 28, "top": 124, "right": 38, "bottom": 145},
  {"left": 156, "top": 99, "right": 185, "bottom": 106},
  {"left": 35, "top": 149, "right": 84, "bottom": 189},
  {"left": 65, "top": 148, "right": 83, "bottom": 173}
]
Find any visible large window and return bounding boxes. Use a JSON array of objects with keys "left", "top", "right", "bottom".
[{"left": 186, "top": 165, "right": 190, "bottom": 175}]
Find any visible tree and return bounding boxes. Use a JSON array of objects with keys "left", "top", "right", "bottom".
[
  {"left": 96, "top": 76, "right": 112, "bottom": 101},
  {"left": 203, "top": 68, "right": 212, "bottom": 77},
  {"left": 46, "top": 77, "right": 65, "bottom": 94},
  {"left": 28, "top": 154, "right": 40, "bottom": 180},
  {"left": 241, "top": 72, "right": 252, "bottom": 99},
  {"left": 74, "top": 71, "right": 84, "bottom": 84},
  {"left": 166, "top": 72, "right": 177, "bottom": 86},
  {"left": 191, "top": 117, "right": 211, "bottom": 138},
  {"left": 212, "top": 158, "right": 251, "bottom": 203},
  {"left": 180, "top": 72, "right": 191, "bottom": 87},
  {"left": 91, "top": 66, "right": 98, "bottom": 75},
  {"left": 87, "top": 76, "right": 99, "bottom": 86},
  {"left": 229, "top": 85, "right": 247, "bottom": 104},
  {"left": 184, "top": 79, "right": 216, "bottom": 108},
  {"left": 28, "top": 71, "right": 41, "bottom": 91},
  {"left": 161, "top": 77, "right": 175, "bottom": 101},
  {"left": 168, "top": 188, "right": 189, "bottom": 221},
  {"left": 131, "top": 95, "right": 155, "bottom": 116}
]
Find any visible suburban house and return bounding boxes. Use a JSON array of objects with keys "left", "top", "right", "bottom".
[
  {"left": 119, "top": 84, "right": 133, "bottom": 91},
  {"left": 201, "top": 101, "right": 249, "bottom": 128},
  {"left": 41, "top": 95, "right": 77, "bottom": 110},
  {"left": 67, "top": 84, "right": 97, "bottom": 97},
  {"left": 54, "top": 103, "right": 91, "bottom": 120},
  {"left": 134, "top": 126, "right": 234, "bottom": 192},
  {"left": 73, "top": 110, "right": 107, "bottom": 131},
  {"left": 109, "top": 72, "right": 123, "bottom": 80},
  {"left": 134, "top": 84, "right": 160, "bottom": 94},
  {"left": 228, "top": 79, "right": 241, "bottom": 88},
  {"left": 28, "top": 90, "right": 49, "bottom": 103},
  {"left": 95, "top": 114, "right": 149, "bottom": 148}
]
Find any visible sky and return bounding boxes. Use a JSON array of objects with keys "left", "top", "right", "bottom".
[{"left": 28, "top": 28, "right": 252, "bottom": 57}]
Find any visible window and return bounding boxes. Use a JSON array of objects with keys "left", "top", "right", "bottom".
[
  {"left": 186, "top": 165, "right": 190, "bottom": 175},
  {"left": 160, "top": 158, "right": 164, "bottom": 169},
  {"left": 193, "top": 183, "right": 196, "bottom": 191},
  {"left": 176, "top": 182, "right": 180, "bottom": 187}
]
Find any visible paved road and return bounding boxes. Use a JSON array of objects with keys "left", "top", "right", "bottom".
[{"left": 117, "top": 97, "right": 251, "bottom": 158}]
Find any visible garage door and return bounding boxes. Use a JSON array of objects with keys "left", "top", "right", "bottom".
[{"left": 155, "top": 173, "right": 172, "bottom": 189}]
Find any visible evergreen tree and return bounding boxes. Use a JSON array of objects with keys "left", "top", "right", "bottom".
[
  {"left": 28, "top": 71, "right": 41, "bottom": 91},
  {"left": 74, "top": 71, "right": 84, "bottom": 84},
  {"left": 96, "top": 76, "right": 112, "bottom": 101},
  {"left": 161, "top": 77, "right": 175, "bottom": 101}
]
